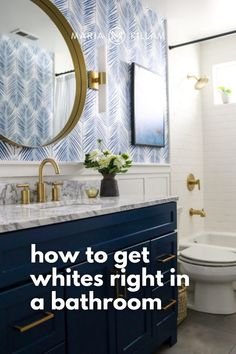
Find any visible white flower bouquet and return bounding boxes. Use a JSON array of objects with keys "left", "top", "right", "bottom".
[{"left": 84, "top": 141, "right": 132, "bottom": 176}]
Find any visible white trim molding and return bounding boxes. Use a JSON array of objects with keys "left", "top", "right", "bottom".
[{"left": 0, "top": 161, "right": 170, "bottom": 177}]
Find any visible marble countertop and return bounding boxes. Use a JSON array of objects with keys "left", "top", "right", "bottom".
[{"left": 0, "top": 196, "right": 178, "bottom": 234}]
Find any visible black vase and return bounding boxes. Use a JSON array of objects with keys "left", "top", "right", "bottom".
[{"left": 100, "top": 174, "right": 119, "bottom": 197}]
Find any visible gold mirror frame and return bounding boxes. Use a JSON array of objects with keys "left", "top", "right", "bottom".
[{"left": 0, "top": 0, "right": 87, "bottom": 148}]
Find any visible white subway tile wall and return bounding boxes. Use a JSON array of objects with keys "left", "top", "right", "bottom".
[
  {"left": 169, "top": 44, "right": 205, "bottom": 239},
  {"left": 201, "top": 35, "right": 236, "bottom": 233}
]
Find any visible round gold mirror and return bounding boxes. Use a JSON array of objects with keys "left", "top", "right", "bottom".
[{"left": 0, "top": 0, "right": 87, "bottom": 147}]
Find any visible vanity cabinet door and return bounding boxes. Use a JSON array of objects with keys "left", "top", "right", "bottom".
[
  {"left": 66, "top": 241, "right": 152, "bottom": 354},
  {"left": 114, "top": 242, "right": 151, "bottom": 354},
  {"left": 0, "top": 282, "right": 65, "bottom": 354},
  {"left": 66, "top": 257, "right": 116, "bottom": 354},
  {"left": 150, "top": 233, "right": 177, "bottom": 349}
]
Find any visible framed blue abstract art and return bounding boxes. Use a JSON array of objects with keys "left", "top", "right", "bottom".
[{"left": 131, "top": 63, "right": 165, "bottom": 147}]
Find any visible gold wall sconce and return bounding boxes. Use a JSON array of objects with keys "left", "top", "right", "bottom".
[
  {"left": 88, "top": 45, "right": 107, "bottom": 113},
  {"left": 88, "top": 71, "right": 106, "bottom": 90},
  {"left": 88, "top": 71, "right": 107, "bottom": 113},
  {"left": 187, "top": 74, "right": 209, "bottom": 90},
  {"left": 187, "top": 173, "right": 200, "bottom": 191}
]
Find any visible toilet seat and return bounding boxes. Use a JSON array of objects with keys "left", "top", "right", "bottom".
[
  {"left": 179, "top": 256, "right": 236, "bottom": 267},
  {"left": 179, "top": 245, "right": 236, "bottom": 267}
]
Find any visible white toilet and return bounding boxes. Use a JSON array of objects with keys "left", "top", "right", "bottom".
[{"left": 179, "top": 245, "right": 236, "bottom": 314}]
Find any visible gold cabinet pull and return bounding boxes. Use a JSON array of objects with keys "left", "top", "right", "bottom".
[
  {"left": 14, "top": 312, "right": 54, "bottom": 333},
  {"left": 162, "top": 299, "right": 177, "bottom": 311},
  {"left": 114, "top": 270, "right": 127, "bottom": 299},
  {"left": 114, "top": 270, "right": 122, "bottom": 299},
  {"left": 115, "top": 277, "right": 120, "bottom": 299},
  {"left": 156, "top": 254, "right": 176, "bottom": 263},
  {"left": 122, "top": 284, "right": 127, "bottom": 300}
]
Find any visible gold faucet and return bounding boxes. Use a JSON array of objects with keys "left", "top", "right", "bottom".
[
  {"left": 189, "top": 208, "right": 206, "bottom": 217},
  {"left": 37, "top": 158, "right": 60, "bottom": 203}
]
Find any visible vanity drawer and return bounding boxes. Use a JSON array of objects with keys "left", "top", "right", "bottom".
[
  {"left": 151, "top": 233, "right": 177, "bottom": 275},
  {"left": 0, "top": 283, "right": 65, "bottom": 354},
  {"left": 151, "top": 312, "right": 177, "bottom": 350},
  {"left": 151, "top": 281, "right": 177, "bottom": 328}
]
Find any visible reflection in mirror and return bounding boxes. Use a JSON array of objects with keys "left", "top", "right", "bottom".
[{"left": 0, "top": 0, "right": 76, "bottom": 147}]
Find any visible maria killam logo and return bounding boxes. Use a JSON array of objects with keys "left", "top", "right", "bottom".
[
  {"left": 71, "top": 30, "right": 158, "bottom": 45},
  {"left": 108, "top": 27, "right": 126, "bottom": 45}
]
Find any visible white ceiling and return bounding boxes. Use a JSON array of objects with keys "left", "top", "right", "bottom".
[{"left": 143, "top": 0, "right": 236, "bottom": 46}]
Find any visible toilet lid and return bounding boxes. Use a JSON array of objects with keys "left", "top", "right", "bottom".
[{"left": 180, "top": 245, "right": 236, "bottom": 264}]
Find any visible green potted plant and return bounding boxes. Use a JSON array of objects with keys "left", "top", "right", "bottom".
[
  {"left": 84, "top": 140, "right": 132, "bottom": 197},
  {"left": 217, "top": 86, "right": 232, "bottom": 104}
]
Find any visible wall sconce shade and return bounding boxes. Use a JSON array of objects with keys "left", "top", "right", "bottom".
[
  {"left": 88, "top": 45, "right": 107, "bottom": 113},
  {"left": 187, "top": 74, "right": 209, "bottom": 90}
]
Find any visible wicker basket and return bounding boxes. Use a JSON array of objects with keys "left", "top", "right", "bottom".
[{"left": 177, "top": 285, "right": 187, "bottom": 325}]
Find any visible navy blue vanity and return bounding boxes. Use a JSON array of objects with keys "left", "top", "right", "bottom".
[{"left": 0, "top": 201, "right": 177, "bottom": 354}]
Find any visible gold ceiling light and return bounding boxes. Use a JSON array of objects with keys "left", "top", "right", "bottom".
[{"left": 187, "top": 74, "right": 209, "bottom": 90}]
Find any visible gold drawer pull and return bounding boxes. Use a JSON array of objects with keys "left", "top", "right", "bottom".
[
  {"left": 14, "top": 312, "right": 54, "bottom": 333},
  {"left": 157, "top": 254, "right": 176, "bottom": 263},
  {"left": 114, "top": 269, "right": 127, "bottom": 299},
  {"left": 162, "top": 299, "right": 177, "bottom": 311}
]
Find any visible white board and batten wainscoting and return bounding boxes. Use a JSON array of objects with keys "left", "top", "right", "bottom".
[{"left": 0, "top": 162, "right": 171, "bottom": 199}]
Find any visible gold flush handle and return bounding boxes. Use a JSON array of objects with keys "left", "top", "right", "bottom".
[
  {"left": 52, "top": 182, "right": 63, "bottom": 202},
  {"left": 16, "top": 184, "right": 30, "bottom": 205},
  {"left": 187, "top": 173, "right": 200, "bottom": 191}
]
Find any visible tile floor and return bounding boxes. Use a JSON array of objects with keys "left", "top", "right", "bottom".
[{"left": 158, "top": 310, "right": 236, "bottom": 354}]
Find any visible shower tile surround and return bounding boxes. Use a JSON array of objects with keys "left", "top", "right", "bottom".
[{"left": 0, "top": 0, "right": 169, "bottom": 164}]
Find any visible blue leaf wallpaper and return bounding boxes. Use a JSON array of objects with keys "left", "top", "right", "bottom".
[
  {"left": 0, "top": 35, "right": 54, "bottom": 147},
  {"left": 0, "top": 0, "right": 169, "bottom": 164}
]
